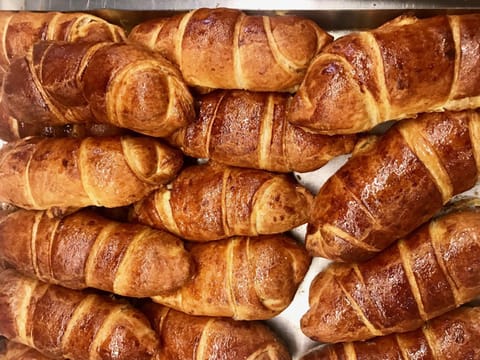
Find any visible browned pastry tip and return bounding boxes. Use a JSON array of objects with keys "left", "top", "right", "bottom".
[
  {"left": 289, "top": 14, "right": 480, "bottom": 134},
  {"left": 128, "top": 7, "right": 332, "bottom": 92},
  {"left": 151, "top": 234, "right": 311, "bottom": 320},
  {"left": 302, "top": 208, "right": 480, "bottom": 343}
]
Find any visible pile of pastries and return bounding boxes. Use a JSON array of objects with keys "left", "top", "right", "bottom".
[{"left": 0, "top": 8, "right": 479, "bottom": 360}]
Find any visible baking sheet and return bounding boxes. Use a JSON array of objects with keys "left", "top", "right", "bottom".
[{"left": 1, "top": 3, "right": 480, "bottom": 359}]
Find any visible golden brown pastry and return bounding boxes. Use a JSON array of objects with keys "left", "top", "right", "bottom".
[
  {"left": 0, "top": 209, "right": 193, "bottom": 297},
  {"left": 289, "top": 14, "right": 480, "bottom": 134},
  {"left": 0, "top": 338, "right": 57, "bottom": 359},
  {"left": 0, "top": 136, "right": 183, "bottom": 212},
  {"left": 0, "top": 11, "right": 125, "bottom": 72},
  {"left": 141, "top": 301, "right": 291, "bottom": 360},
  {"left": 301, "top": 306, "right": 480, "bottom": 360},
  {"left": 0, "top": 74, "right": 126, "bottom": 141},
  {"left": 0, "top": 68, "right": 126, "bottom": 141},
  {"left": 3, "top": 41, "right": 194, "bottom": 137},
  {"left": 302, "top": 208, "right": 480, "bottom": 343},
  {"left": 0, "top": 11, "right": 126, "bottom": 141},
  {"left": 168, "top": 90, "right": 357, "bottom": 172},
  {"left": 307, "top": 110, "right": 480, "bottom": 262},
  {"left": 151, "top": 234, "right": 311, "bottom": 320},
  {"left": 132, "top": 162, "right": 312, "bottom": 241},
  {"left": 128, "top": 8, "right": 332, "bottom": 92},
  {"left": 0, "top": 269, "right": 160, "bottom": 360}
]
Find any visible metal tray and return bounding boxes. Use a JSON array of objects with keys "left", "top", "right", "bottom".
[{"left": 1, "top": 2, "right": 480, "bottom": 359}]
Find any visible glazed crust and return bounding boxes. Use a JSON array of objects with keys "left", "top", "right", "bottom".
[
  {"left": 151, "top": 234, "right": 311, "bottom": 320},
  {"left": 128, "top": 8, "right": 332, "bottom": 92},
  {"left": 0, "top": 209, "right": 193, "bottom": 297},
  {"left": 0, "top": 269, "right": 160, "bottom": 360},
  {"left": 307, "top": 110, "right": 480, "bottom": 262},
  {"left": 132, "top": 162, "right": 312, "bottom": 241},
  {"left": 0, "top": 11, "right": 125, "bottom": 71},
  {"left": 169, "top": 90, "right": 357, "bottom": 172},
  {"left": 0, "top": 136, "right": 183, "bottom": 212},
  {"left": 302, "top": 209, "right": 480, "bottom": 343},
  {"left": 141, "top": 302, "right": 291, "bottom": 360},
  {"left": 301, "top": 306, "right": 480, "bottom": 360},
  {"left": 3, "top": 41, "right": 194, "bottom": 137},
  {"left": 0, "top": 11, "right": 126, "bottom": 141},
  {"left": 289, "top": 14, "right": 480, "bottom": 134}
]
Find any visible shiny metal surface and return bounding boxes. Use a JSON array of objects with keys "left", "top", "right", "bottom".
[
  {"left": 7, "top": 0, "right": 480, "bottom": 11},
  {"left": 1, "top": 1, "right": 480, "bottom": 31}
]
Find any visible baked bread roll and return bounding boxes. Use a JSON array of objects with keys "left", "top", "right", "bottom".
[
  {"left": 301, "top": 306, "right": 480, "bottom": 360},
  {"left": 0, "top": 72, "right": 126, "bottom": 141},
  {"left": 0, "top": 136, "right": 183, "bottom": 213},
  {"left": 169, "top": 90, "right": 357, "bottom": 172},
  {"left": 0, "top": 11, "right": 126, "bottom": 141},
  {"left": 0, "top": 70, "right": 125, "bottom": 141},
  {"left": 128, "top": 7, "right": 332, "bottom": 92},
  {"left": 0, "top": 269, "right": 160, "bottom": 360},
  {"left": 3, "top": 41, "right": 194, "bottom": 137},
  {"left": 288, "top": 14, "right": 480, "bottom": 134},
  {"left": 132, "top": 162, "right": 312, "bottom": 241},
  {"left": 0, "top": 209, "right": 193, "bottom": 297},
  {"left": 302, "top": 208, "right": 480, "bottom": 343},
  {"left": 141, "top": 302, "right": 291, "bottom": 360},
  {"left": 307, "top": 110, "right": 480, "bottom": 262},
  {"left": 0, "top": 11, "right": 125, "bottom": 72},
  {"left": 152, "top": 234, "right": 311, "bottom": 320}
]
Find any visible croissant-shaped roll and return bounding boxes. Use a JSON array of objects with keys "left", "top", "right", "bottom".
[
  {"left": 0, "top": 69, "right": 126, "bottom": 141},
  {"left": 307, "top": 110, "right": 480, "bottom": 262},
  {"left": 0, "top": 209, "right": 193, "bottom": 297},
  {"left": 288, "top": 14, "right": 480, "bottom": 134},
  {"left": 152, "top": 234, "right": 311, "bottom": 320},
  {"left": 0, "top": 338, "right": 57, "bottom": 359},
  {"left": 141, "top": 302, "right": 291, "bottom": 360},
  {"left": 132, "top": 162, "right": 312, "bottom": 241},
  {"left": 3, "top": 41, "right": 194, "bottom": 137},
  {"left": 301, "top": 306, "right": 480, "bottom": 360},
  {"left": 0, "top": 12, "right": 126, "bottom": 141},
  {"left": 302, "top": 209, "right": 480, "bottom": 343},
  {"left": 168, "top": 90, "right": 357, "bottom": 172},
  {"left": 0, "top": 11, "right": 125, "bottom": 72},
  {"left": 0, "top": 269, "right": 160, "bottom": 360},
  {"left": 0, "top": 79, "right": 127, "bottom": 141},
  {"left": 0, "top": 136, "right": 183, "bottom": 212},
  {"left": 128, "top": 8, "right": 332, "bottom": 92}
]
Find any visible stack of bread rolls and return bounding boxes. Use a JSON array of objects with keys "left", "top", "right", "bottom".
[
  {"left": 0, "top": 7, "right": 479, "bottom": 360},
  {"left": 290, "top": 11, "right": 480, "bottom": 360}
]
